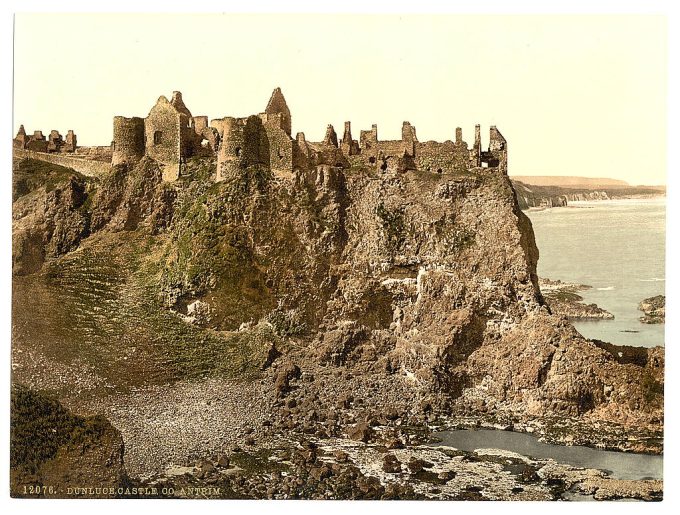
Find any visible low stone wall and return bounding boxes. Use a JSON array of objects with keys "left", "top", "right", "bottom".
[{"left": 14, "top": 148, "right": 111, "bottom": 177}]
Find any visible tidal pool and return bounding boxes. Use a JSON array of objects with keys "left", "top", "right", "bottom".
[{"left": 433, "top": 429, "right": 662, "bottom": 480}]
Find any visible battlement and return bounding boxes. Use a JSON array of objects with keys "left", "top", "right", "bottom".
[{"left": 14, "top": 87, "right": 508, "bottom": 182}]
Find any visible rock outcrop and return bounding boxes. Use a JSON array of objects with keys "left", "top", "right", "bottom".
[
  {"left": 12, "top": 159, "right": 92, "bottom": 275},
  {"left": 10, "top": 384, "right": 127, "bottom": 498},
  {"left": 539, "top": 279, "right": 614, "bottom": 320},
  {"left": 11, "top": 148, "right": 664, "bottom": 477},
  {"left": 638, "top": 295, "right": 665, "bottom": 324}
]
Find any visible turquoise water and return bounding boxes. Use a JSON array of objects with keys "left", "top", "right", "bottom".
[{"left": 526, "top": 198, "right": 665, "bottom": 348}]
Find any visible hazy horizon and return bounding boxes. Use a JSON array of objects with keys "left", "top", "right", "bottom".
[
  {"left": 509, "top": 175, "right": 666, "bottom": 187},
  {"left": 13, "top": 14, "right": 666, "bottom": 185}
]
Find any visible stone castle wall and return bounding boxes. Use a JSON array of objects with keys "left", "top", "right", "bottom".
[
  {"left": 415, "top": 141, "right": 470, "bottom": 174},
  {"left": 14, "top": 148, "right": 111, "bottom": 177},
  {"left": 14, "top": 88, "right": 508, "bottom": 183},
  {"left": 74, "top": 146, "right": 113, "bottom": 162},
  {"left": 144, "top": 97, "right": 184, "bottom": 181}
]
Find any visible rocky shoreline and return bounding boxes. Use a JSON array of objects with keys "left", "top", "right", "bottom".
[
  {"left": 539, "top": 279, "right": 614, "bottom": 321},
  {"left": 13, "top": 349, "right": 664, "bottom": 500},
  {"left": 511, "top": 180, "right": 665, "bottom": 210},
  {"left": 639, "top": 295, "right": 665, "bottom": 324},
  {"left": 29, "top": 385, "right": 664, "bottom": 501}
]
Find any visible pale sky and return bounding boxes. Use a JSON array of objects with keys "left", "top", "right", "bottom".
[{"left": 13, "top": 14, "right": 667, "bottom": 185}]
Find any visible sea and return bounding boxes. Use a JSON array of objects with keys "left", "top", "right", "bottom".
[{"left": 526, "top": 198, "right": 665, "bottom": 348}]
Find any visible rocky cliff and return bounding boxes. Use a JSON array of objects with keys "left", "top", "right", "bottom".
[
  {"left": 512, "top": 180, "right": 665, "bottom": 210},
  {"left": 12, "top": 155, "right": 664, "bottom": 455}
]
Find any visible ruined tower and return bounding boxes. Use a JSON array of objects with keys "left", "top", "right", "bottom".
[
  {"left": 480, "top": 126, "right": 508, "bottom": 173},
  {"left": 472, "top": 124, "right": 482, "bottom": 167},
  {"left": 340, "top": 122, "right": 359, "bottom": 156},
  {"left": 216, "top": 115, "right": 269, "bottom": 182},
  {"left": 323, "top": 124, "right": 338, "bottom": 148},
  {"left": 112, "top": 116, "right": 145, "bottom": 166},
  {"left": 144, "top": 94, "right": 193, "bottom": 180},
  {"left": 13, "top": 125, "right": 28, "bottom": 149},
  {"left": 64, "top": 130, "right": 77, "bottom": 153},
  {"left": 264, "top": 87, "right": 292, "bottom": 137}
]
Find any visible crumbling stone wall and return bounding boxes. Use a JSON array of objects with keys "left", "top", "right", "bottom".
[
  {"left": 13, "top": 148, "right": 111, "bottom": 177},
  {"left": 144, "top": 96, "right": 185, "bottom": 181},
  {"left": 47, "top": 131, "right": 64, "bottom": 153},
  {"left": 13, "top": 126, "right": 28, "bottom": 149},
  {"left": 74, "top": 146, "right": 113, "bottom": 162},
  {"left": 21, "top": 86, "right": 508, "bottom": 184},
  {"left": 14, "top": 126, "right": 78, "bottom": 154},
  {"left": 480, "top": 126, "right": 508, "bottom": 174},
  {"left": 415, "top": 131, "right": 470, "bottom": 174},
  {"left": 471, "top": 124, "right": 482, "bottom": 167},
  {"left": 260, "top": 114, "right": 293, "bottom": 175},
  {"left": 264, "top": 87, "right": 291, "bottom": 137},
  {"left": 191, "top": 116, "right": 208, "bottom": 135},
  {"left": 64, "top": 130, "right": 77, "bottom": 153},
  {"left": 340, "top": 122, "right": 360, "bottom": 156},
  {"left": 26, "top": 131, "right": 48, "bottom": 152}
]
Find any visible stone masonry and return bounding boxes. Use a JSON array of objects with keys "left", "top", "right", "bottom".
[
  {"left": 110, "top": 88, "right": 507, "bottom": 181},
  {"left": 14, "top": 88, "right": 508, "bottom": 182}
]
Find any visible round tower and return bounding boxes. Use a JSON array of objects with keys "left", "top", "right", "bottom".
[
  {"left": 112, "top": 116, "right": 145, "bottom": 166},
  {"left": 216, "top": 117, "right": 246, "bottom": 181}
]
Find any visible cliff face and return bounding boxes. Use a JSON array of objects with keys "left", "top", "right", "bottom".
[
  {"left": 512, "top": 180, "right": 665, "bottom": 210},
  {"left": 11, "top": 155, "right": 663, "bottom": 443}
]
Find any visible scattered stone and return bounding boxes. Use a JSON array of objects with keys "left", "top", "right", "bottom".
[
  {"left": 382, "top": 453, "right": 402, "bottom": 473},
  {"left": 347, "top": 422, "right": 373, "bottom": 443}
]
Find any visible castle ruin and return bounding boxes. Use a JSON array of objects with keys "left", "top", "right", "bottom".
[
  {"left": 14, "top": 88, "right": 507, "bottom": 180},
  {"left": 13, "top": 126, "right": 77, "bottom": 154}
]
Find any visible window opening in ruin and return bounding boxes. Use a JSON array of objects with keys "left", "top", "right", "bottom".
[
  {"left": 437, "top": 168, "right": 443, "bottom": 174},
  {"left": 368, "top": 157, "right": 376, "bottom": 164},
  {"left": 201, "top": 139, "right": 210, "bottom": 148},
  {"left": 482, "top": 162, "right": 489, "bottom": 168},
  {"left": 380, "top": 162, "right": 388, "bottom": 172},
  {"left": 235, "top": 147, "right": 242, "bottom": 157},
  {"left": 154, "top": 131, "right": 163, "bottom": 145}
]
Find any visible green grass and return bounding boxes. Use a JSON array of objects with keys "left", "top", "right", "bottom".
[
  {"left": 13, "top": 158, "right": 90, "bottom": 201},
  {"left": 15, "top": 229, "right": 280, "bottom": 395},
  {"left": 10, "top": 384, "right": 111, "bottom": 472}
]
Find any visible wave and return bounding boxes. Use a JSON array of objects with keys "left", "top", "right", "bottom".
[
  {"left": 596, "top": 286, "right": 615, "bottom": 291},
  {"left": 638, "top": 278, "right": 665, "bottom": 282}
]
